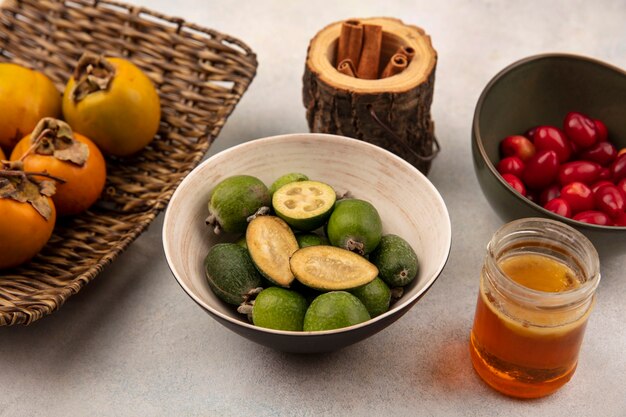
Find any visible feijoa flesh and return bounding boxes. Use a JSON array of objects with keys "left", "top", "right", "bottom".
[
  {"left": 252, "top": 287, "right": 308, "bottom": 331},
  {"left": 204, "top": 243, "right": 262, "bottom": 305},
  {"left": 290, "top": 245, "right": 378, "bottom": 291},
  {"left": 272, "top": 180, "right": 336, "bottom": 231},
  {"left": 246, "top": 215, "right": 299, "bottom": 287},
  {"left": 369, "top": 234, "right": 419, "bottom": 287},
  {"left": 206, "top": 175, "right": 270, "bottom": 234},
  {"left": 326, "top": 199, "right": 382, "bottom": 255},
  {"left": 303, "top": 291, "right": 371, "bottom": 331}
]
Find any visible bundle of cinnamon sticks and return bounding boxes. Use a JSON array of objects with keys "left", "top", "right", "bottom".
[{"left": 336, "top": 19, "right": 415, "bottom": 79}]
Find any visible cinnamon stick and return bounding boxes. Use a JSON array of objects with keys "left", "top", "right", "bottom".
[
  {"left": 398, "top": 46, "right": 415, "bottom": 62},
  {"left": 337, "top": 58, "right": 356, "bottom": 77},
  {"left": 380, "top": 53, "right": 408, "bottom": 78},
  {"left": 356, "top": 24, "right": 382, "bottom": 80},
  {"left": 336, "top": 20, "right": 363, "bottom": 68}
]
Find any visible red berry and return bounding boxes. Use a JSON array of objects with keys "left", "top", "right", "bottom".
[
  {"left": 594, "top": 185, "right": 625, "bottom": 219},
  {"left": 540, "top": 184, "right": 561, "bottom": 205},
  {"left": 561, "top": 182, "right": 594, "bottom": 214},
  {"left": 525, "top": 127, "right": 538, "bottom": 141},
  {"left": 501, "top": 135, "right": 536, "bottom": 162},
  {"left": 591, "top": 180, "right": 614, "bottom": 194},
  {"left": 522, "top": 150, "right": 559, "bottom": 190},
  {"left": 544, "top": 198, "right": 572, "bottom": 218},
  {"left": 558, "top": 161, "right": 602, "bottom": 186},
  {"left": 598, "top": 168, "right": 611, "bottom": 181},
  {"left": 573, "top": 210, "right": 613, "bottom": 226},
  {"left": 564, "top": 111, "right": 597, "bottom": 149},
  {"left": 533, "top": 126, "right": 572, "bottom": 163},
  {"left": 619, "top": 148, "right": 626, "bottom": 158},
  {"left": 501, "top": 173, "right": 527, "bottom": 196},
  {"left": 593, "top": 119, "right": 608, "bottom": 142},
  {"left": 579, "top": 141, "right": 617, "bottom": 166},
  {"left": 617, "top": 179, "right": 626, "bottom": 200},
  {"left": 614, "top": 212, "right": 626, "bottom": 227},
  {"left": 611, "top": 154, "right": 626, "bottom": 182},
  {"left": 497, "top": 156, "right": 525, "bottom": 177}
]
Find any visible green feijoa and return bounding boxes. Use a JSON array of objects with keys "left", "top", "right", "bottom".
[
  {"left": 206, "top": 175, "right": 270, "bottom": 234},
  {"left": 273, "top": 180, "right": 336, "bottom": 231},
  {"left": 295, "top": 233, "right": 329, "bottom": 248},
  {"left": 350, "top": 277, "right": 391, "bottom": 317},
  {"left": 303, "top": 291, "right": 370, "bottom": 331},
  {"left": 246, "top": 215, "right": 299, "bottom": 287},
  {"left": 252, "top": 287, "right": 308, "bottom": 331},
  {"left": 268, "top": 172, "right": 309, "bottom": 196},
  {"left": 326, "top": 199, "right": 382, "bottom": 255},
  {"left": 370, "top": 234, "right": 419, "bottom": 287},
  {"left": 235, "top": 235, "right": 248, "bottom": 249},
  {"left": 204, "top": 243, "right": 262, "bottom": 305}
]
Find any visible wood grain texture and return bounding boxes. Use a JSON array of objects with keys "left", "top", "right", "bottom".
[{"left": 303, "top": 17, "right": 437, "bottom": 174}]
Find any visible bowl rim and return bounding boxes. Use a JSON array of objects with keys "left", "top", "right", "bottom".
[
  {"left": 162, "top": 132, "right": 452, "bottom": 336},
  {"left": 473, "top": 52, "right": 626, "bottom": 232}
]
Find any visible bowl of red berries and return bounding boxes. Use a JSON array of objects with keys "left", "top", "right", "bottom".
[{"left": 473, "top": 53, "right": 626, "bottom": 255}]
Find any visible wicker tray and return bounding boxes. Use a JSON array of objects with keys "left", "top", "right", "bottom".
[{"left": 0, "top": 0, "right": 257, "bottom": 325}]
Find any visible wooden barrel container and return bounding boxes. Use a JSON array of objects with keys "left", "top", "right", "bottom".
[{"left": 303, "top": 17, "right": 438, "bottom": 174}]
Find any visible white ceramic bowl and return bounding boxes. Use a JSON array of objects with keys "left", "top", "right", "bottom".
[{"left": 162, "top": 133, "right": 451, "bottom": 353}]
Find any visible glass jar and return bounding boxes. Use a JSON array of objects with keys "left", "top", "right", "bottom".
[{"left": 469, "top": 218, "right": 600, "bottom": 399}]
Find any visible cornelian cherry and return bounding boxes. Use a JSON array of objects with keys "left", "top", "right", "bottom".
[
  {"left": 594, "top": 185, "right": 625, "bottom": 219},
  {"left": 497, "top": 156, "right": 525, "bottom": 177},
  {"left": 561, "top": 182, "right": 594, "bottom": 214},
  {"left": 564, "top": 112, "right": 597, "bottom": 149},
  {"left": 573, "top": 211, "right": 612, "bottom": 226},
  {"left": 579, "top": 141, "right": 617, "bottom": 166},
  {"left": 544, "top": 198, "right": 571, "bottom": 218},
  {"left": 533, "top": 126, "right": 572, "bottom": 163},
  {"left": 501, "top": 135, "right": 536, "bottom": 162},
  {"left": 558, "top": 161, "right": 602, "bottom": 186},
  {"left": 501, "top": 173, "right": 526, "bottom": 196},
  {"left": 522, "top": 150, "right": 559, "bottom": 190},
  {"left": 593, "top": 119, "right": 608, "bottom": 142}
]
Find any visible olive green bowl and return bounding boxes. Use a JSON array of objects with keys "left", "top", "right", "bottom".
[
  {"left": 472, "top": 53, "right": 626, "bottom": 257},
  {"left": 162, "top": 133, "right": 451, "bottom": 353}
]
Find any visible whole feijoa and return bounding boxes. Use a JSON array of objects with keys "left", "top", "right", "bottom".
[
  {"left": 295, "top": 233, "right": 329, "bottom": 248},
  {"left": 303, "top": 291, "right": 370, "bottom": 331},
  {"left": 204, "top": 243, "right": 262, "bottom": 305},
  {"left": 252, "top": 287, "right": 308, "bottom": 331},
  {"left": 268, "top": 172, "right": 308, "bottom": 196},
  {"left": 369, "top": 234, "right": 419, "bottom": 287},
  {"left": 206, "top": 175, "right": 270, "bottom": 234},
  {"left": 326, "top": 199, "right": 382, "bottom": 255},
  {"left": 350, "top": 277, "right": 391, "bottom": 317}
]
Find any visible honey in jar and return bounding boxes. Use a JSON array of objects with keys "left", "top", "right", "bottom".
[{"left": 469, "top": 218, "right": 600, "bottom": 399}]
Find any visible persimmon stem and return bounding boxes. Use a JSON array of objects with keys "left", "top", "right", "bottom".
[
  {"left": 0, "top": 169, "right": 66, "bottom": 184},
  {"left": 19, "top": 128, "right": 53, "bottom": 162}
]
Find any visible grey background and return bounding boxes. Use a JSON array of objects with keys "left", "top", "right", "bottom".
[{"left": 2, "top": 1, "right": 625, "bottom": 416}]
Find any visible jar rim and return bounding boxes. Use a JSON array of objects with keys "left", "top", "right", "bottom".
[{"left": 486, "top": 218, "right": 600, "bottom": 308}]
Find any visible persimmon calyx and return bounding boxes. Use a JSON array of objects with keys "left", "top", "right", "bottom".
[
  {"left": 71, "top": 52, "right": 116, "bottom": 103},
  {"left": 29, "top": 117, "right": 89, "bottom": 166},
  {"left": 0, "top": 169, "right": 58, "bottom": 220}
]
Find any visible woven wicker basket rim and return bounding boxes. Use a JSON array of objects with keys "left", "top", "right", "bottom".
[{"left": 0, "top": 0, "right": 257, "bottom": 325}]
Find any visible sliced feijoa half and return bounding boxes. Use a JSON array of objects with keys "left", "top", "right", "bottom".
[
  {"left": 246, "top": 215, "right": 299, "bottom": 287},
  {"left": 290, "top": 245, "right": 378, "bottom": 291},
  {"left": 206, "top": 175, "right": 270, "bottom": 234},
  {"left": 272, "top": 180, "right": 336, "bottom": 231},
  {"left": 268, "top": 172, "right": 309, "bottom": 196},
  {"left": 204, "top": 243, "right": 262, "bottom": 305}
]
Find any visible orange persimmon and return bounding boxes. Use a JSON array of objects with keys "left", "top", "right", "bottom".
[{"left": 11, "top": 118, "right": 106, "bottom": 216}]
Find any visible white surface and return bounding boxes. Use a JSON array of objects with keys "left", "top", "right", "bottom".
[{"left": 2, "top": 1, "right": 625, "bottom": 416}]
